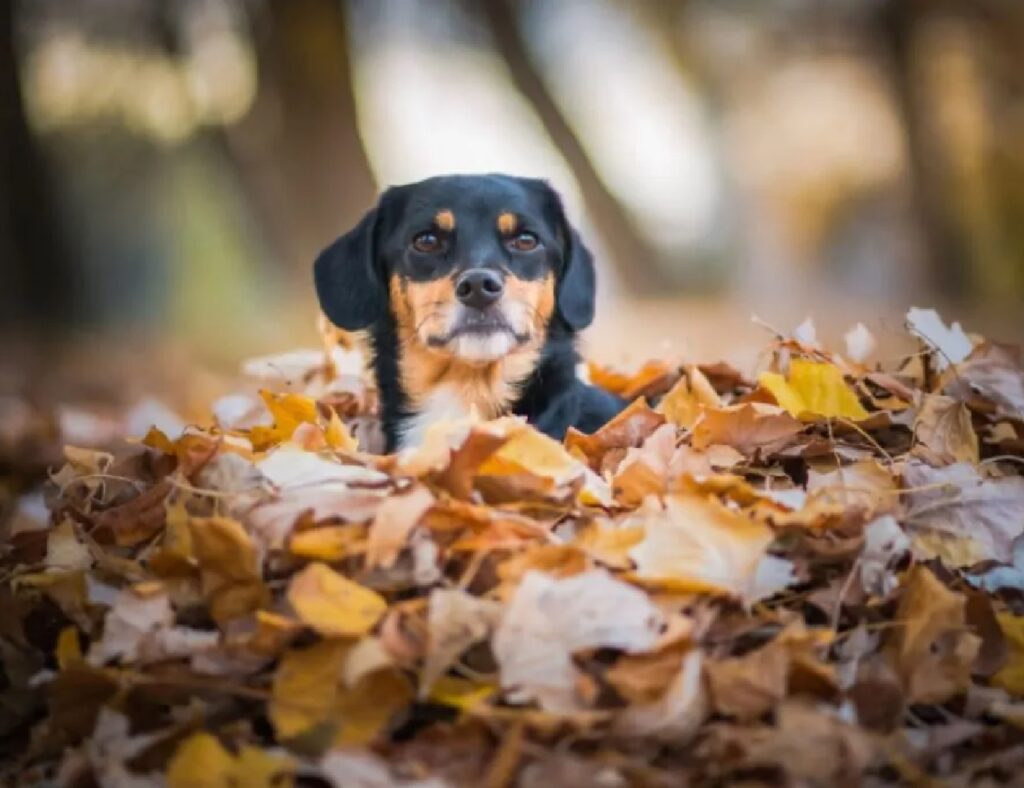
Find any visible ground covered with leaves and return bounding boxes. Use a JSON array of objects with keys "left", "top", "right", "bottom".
[{"left": 4, "top": 308, "right": 1024, "bottom": 787}]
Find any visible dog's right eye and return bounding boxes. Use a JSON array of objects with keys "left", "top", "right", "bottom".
[{"left": 412, "top": 232, "right": 442, "bottom": 254}]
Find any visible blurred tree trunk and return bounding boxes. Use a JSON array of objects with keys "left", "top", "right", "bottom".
[
  {"left": 226, "top": 0, "right": 378, "bottom": 272},
  {"left": 478, "top": 0, "right": 670, "bottom": 293},
  {"left": 873, "top": 0, "right": 971, "bottom": 296},
  {"left": 0, "top": 0, "right": 75, "bottom": 331},
  {"left": 873, "top": 0, "right": 1024, "bottom": 302}
]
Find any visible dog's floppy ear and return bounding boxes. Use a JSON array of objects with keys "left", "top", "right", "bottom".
[
  {"left": 555, "top": 220, "right": 596, "bottom": 332},
  {"left": 534, "top": 179, "right": 596, "bottom": 331},
  {"left": 314, "top": 206, "right": 386, "bottom": 330}
]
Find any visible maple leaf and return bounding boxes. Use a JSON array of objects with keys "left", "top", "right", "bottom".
[
  {"left": 945, "top": 342, "right": 1024, "bottom": 420},
  {"left": 805, "top": 459, "right": 897, "bottom": 516},
  {"left": 906, "top": 306, "right": 974, "bottom": 371},
  {"left": 691, "top": 402, "right": 803, "bottom": 456},
  {"left": 248, "top": 390, "right": 320, "bottom": 450},
  {"left": 627, "top": 493, "right": 792, "bottom": 604},
  {"left": 758, "top": 359, "right": 869, "bottom": 421},
  {"left": 912, "top": 394, "right": 979, "bottom": 466},
  {"left": 656, "top": 365, "right": 722, "bottom": 428},
  {"left": 903, "top": 460, "right": 1024, "bottom": 565}
]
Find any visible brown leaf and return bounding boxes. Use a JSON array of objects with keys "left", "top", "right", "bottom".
[
  {"left": 885, "top": 565, "right": 981, "bottom": 704},
  {"left": 912, "top": 394, "right": 979, "bottom": 466},
  {"left": 657, "top": 365, "right": 721, "bottom": 429},
  {"left": 366, "top": 485, "right": 435, "bottom": 569},
  {"left": 806, "top": 460, "right": 897, "bottom": 518},
  {"left": 587, "top": 359, "right": 677, "bottom": 400},
  {"left": 903, "top": 460, "right": 1024, "bottom": 565},
  {"left": 691, "top": 403, "right": 803, "bottom": 456},
  {"left": 93, "top": 479, "right": 172, "bottom": 546},
  {"left": 189, "top": 516, "right": 268, "bottom": 624},
  {"left": 565, "top": 398, "right": 666, "bottom": 471},
  {"left": 705, "top": 622, "right": 836, "bottom": 721},
  {"left": 946, "top": 342, "right": 1024, "bottom": 419}
]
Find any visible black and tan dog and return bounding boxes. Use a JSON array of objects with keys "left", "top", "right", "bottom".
[{"left": 314, "top": 173, "right": 624, "bottom": 451}]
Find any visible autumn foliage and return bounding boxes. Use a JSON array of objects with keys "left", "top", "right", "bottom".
[{"left": 4, "top": 308, "right": 1024, "bottom": 786}]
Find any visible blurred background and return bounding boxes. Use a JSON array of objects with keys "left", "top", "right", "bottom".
[{"left": 3, "top": 0, "right": 1024, "bottom": 417}]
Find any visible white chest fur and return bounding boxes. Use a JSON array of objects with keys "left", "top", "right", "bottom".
[{"left": 396, "top": 385, "right": 471, "bottom": 450}]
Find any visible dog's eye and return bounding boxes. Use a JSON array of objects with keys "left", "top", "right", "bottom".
[
  {"left": 412, "top": 232, "right": 442, "bottom": 253},
  {"left": 509, "top": 232, "right": 539, "bottom": 252}
]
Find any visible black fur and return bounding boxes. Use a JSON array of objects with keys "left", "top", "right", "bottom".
[{"left": 314, "top": 173, "right": 624, "bottom": 451}]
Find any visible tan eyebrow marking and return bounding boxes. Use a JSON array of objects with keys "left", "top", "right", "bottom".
[
  {"left": 497, "top": 212, "right": 517, "bottom": 235},
  {"left": 435, "top": 209, "right": 455, "bottom": 231}
]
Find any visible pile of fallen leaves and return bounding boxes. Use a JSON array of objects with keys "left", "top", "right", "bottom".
[{"left": 4, "top": 307, "right": 1024, "bottom": 787}]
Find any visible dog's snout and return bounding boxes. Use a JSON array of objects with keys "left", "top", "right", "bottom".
[{"left": 455, "top": 269, "right": 504, "bottom": 310}]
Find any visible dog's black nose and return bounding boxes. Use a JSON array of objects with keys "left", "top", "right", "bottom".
[{"left": 455, "top": 269, "right": 504, "bottom": 309}]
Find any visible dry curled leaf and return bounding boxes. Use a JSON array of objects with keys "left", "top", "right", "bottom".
[{"left": 912, "top": 394, "right": 979, "bottom": 466}]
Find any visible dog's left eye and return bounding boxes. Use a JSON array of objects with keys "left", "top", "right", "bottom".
[
  {"left": 508, "top": 232, "right": 539, "bottom": 252},
  {"left": 412, "top": 232, "right": 442, "bottom": 253}
]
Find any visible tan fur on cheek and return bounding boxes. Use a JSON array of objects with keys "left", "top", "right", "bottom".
[
  {"left": 505, "top": 274, "right": 555, "bottom": 335},
  {"left": 390, "top": 276, "right": 456, "bottom": 341}
]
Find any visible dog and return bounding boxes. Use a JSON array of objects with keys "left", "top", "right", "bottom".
[{"left": 314, "top": 173, "right": 624, "bottom": 452}]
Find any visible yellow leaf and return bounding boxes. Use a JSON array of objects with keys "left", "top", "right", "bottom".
[
  {"left": 189, "top": 517, "right": 268, "bottom": 624},
  {"left": 993, "top": 614, "right": 1024, "bottom": 697},
  {"left": 250, "top": 390, "right": 320, "bottom": 450},
  {"left": 167, "top": 732, "right": 294, "bottom": 788},
  {"left": 628, "top": 494, "right": 776, "bottom": 602},
  {"left": 142, "top": 425, "right": 177, "bottom": 455},
  {"left": 325, "top": 410, "right": 358, "bottom": 453},
  {"left": 758, "top": 359, "right": 869, "bottom": 421},
  {"left": 270, "top": 640, "right": 348, "bottom": 739},
  {"left": 289, "top": 525, "right": 366, "bottom": 561},
  {"left": 428, "top": 675, "right": 497, "bottom": 711},
  {"left": 587, "top": 359, "right": 674, "bottom": 399},
  {"left": 573, "top": 522, "right": 644, "bottom": 570},
  {"left": 149, "top": 498, "right": 194, "bottom": 577},
  {"left": 287, "top": 562, "right": 387, "bottom": 637},
  {"left": 478, "top": 425, "right": 582, "bottom": 486},
  {"left": 55, "top": 626, "right": 82, "bottom": 669},
  {"left": 333, "top": 668, "right": 413, "bottom": 746},
  {"left": 234, "top": 747, "right": 294, "bottom": 788},
  {"left": 246, "top": 610, "right": 302, "bottom": 657},
  {"left": 167, "top": 732, "right": 235, "bottom": 788},
  {"left": 657, "top": 365, "right": 721, "bottom": 428}
]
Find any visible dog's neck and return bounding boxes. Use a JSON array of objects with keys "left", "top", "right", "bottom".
[{"left": 369, "top": 313, "right": 576, "bottom": 452}]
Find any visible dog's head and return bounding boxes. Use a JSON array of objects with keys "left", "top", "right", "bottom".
[{"left": 314, "top": 174, "right": 595, "bottom": 364}]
